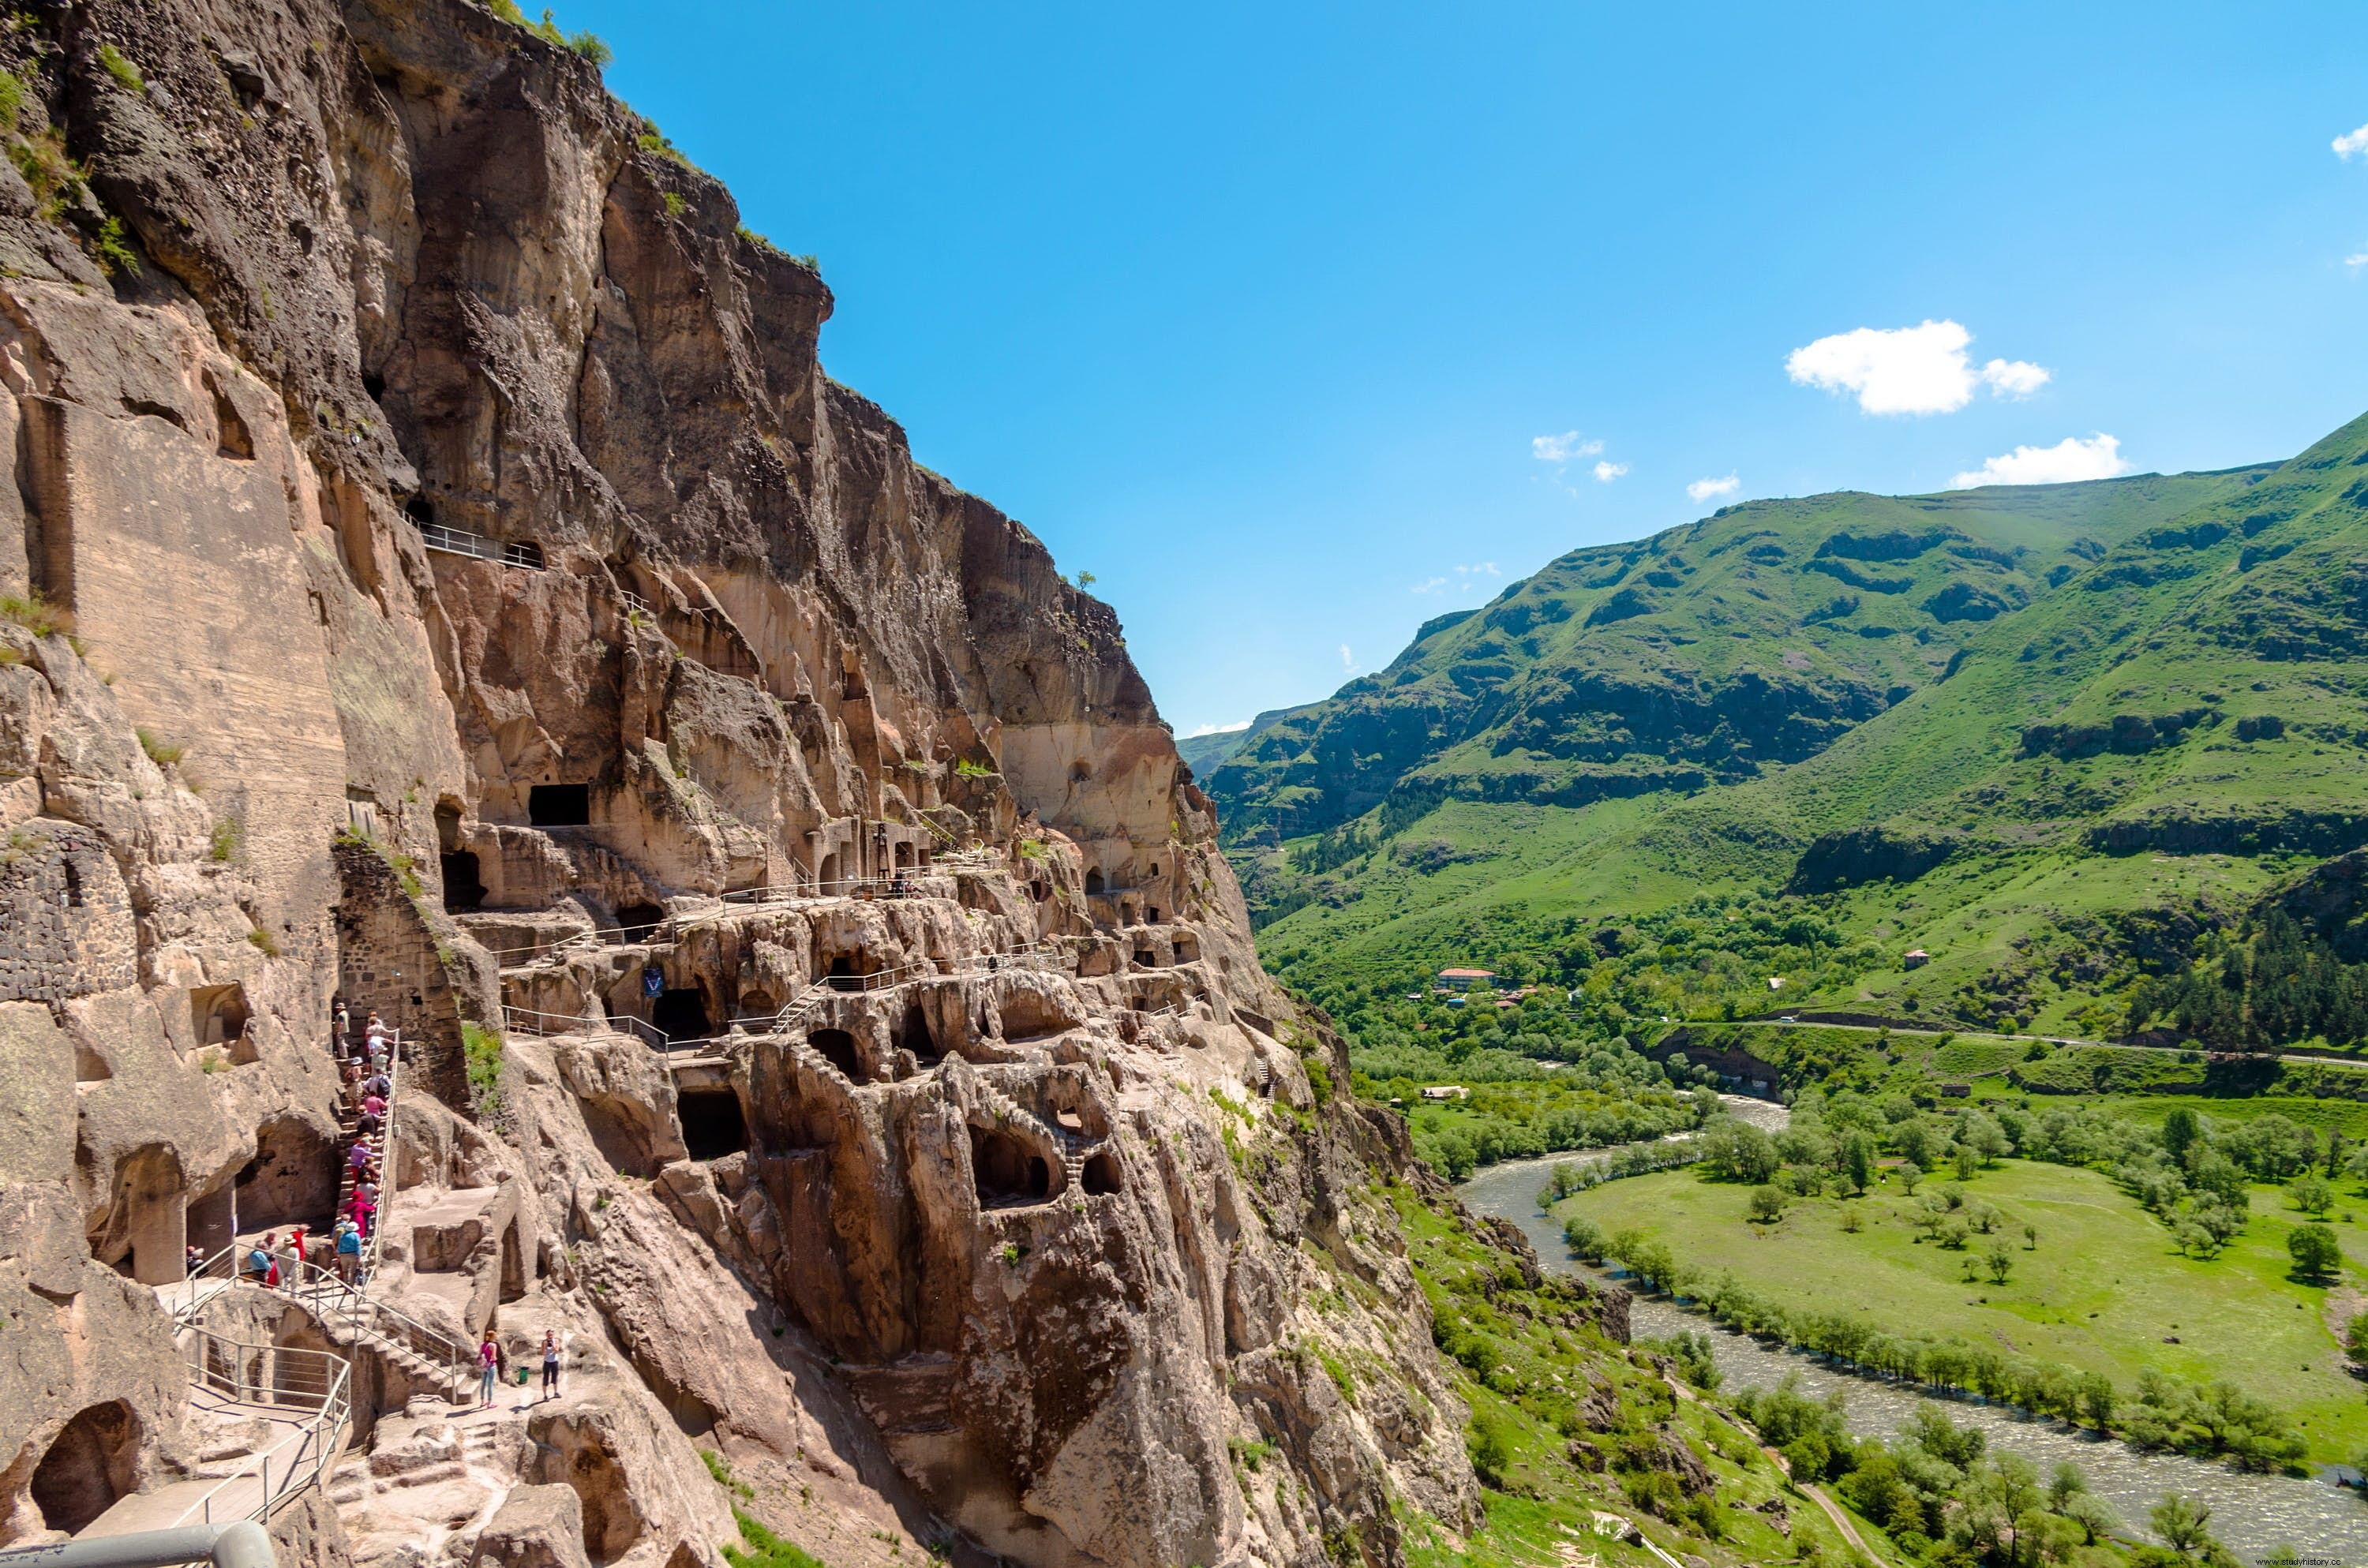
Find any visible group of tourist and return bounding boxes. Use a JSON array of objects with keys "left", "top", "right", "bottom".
[
  {"left": 475, "top": 1328, "right": 566, "bottom": 1406},
  {"left": 227, "top": 1218, "right": 368, "bottom": 1289}
]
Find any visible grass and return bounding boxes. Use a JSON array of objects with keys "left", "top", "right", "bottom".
[
  {"left": 463, "top": 1020, "right": 504, "bottom": 1113},
  {"left": 96, "top": 43, "right": 143, "bottom": 93},
  {"left": 0, "top": 589, "right": 69, "bottom": 638},
  {"left": 135, "top": 728, "right": 183, "bottom": 767},
  {"left": 1557, "top": 1158, "right": 2368, "bottom": 1463},
  {"left": 723, "top": 1510, "right": 830, "bottom": 1568}
]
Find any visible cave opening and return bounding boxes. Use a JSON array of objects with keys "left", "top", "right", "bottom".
[
  {"left": 807, "top": 1027, "right": 864, "bottom": 1082},
  {"left": 898, "top": 1005, "right": 939, "bottom": 1061},
  {"left": 1081, "top": 1151, "right": 1122, "bottom": 1196},
  {"left": 651, "top": 989, "right": 711, "bottom": 1044},
  {"left": 1084, "top": 869, "right": 1105, "bottom": 895},
  {"left": 527, "top": 784, "right": 590, "bottom": 826},
  {"left": 971, "top": 1128, "right": 1051, "bottom": 1207},
  {"left": 678, "top": 1088, "right": 748, "bottom": 1162},
  {"left": 440, "top": 851, "right": 485, "bottom": 913},
  {"left": 616, "top": 902, "right": 665, "bottom": 941},
  {"left": 191, "top": 982, "right": 249, "bottom": 1047},
  {"left": 32, "top": 1401, "right": 141, "bottom": 1533}
]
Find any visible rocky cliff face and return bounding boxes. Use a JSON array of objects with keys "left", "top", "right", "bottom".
[{"left": 0, "top": 5, "right": 1478, "bottom": 1566}]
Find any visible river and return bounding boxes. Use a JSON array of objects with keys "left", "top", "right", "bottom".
[{"left": 1456, "top": 1095, "right": 2368, "bottom": 1560}]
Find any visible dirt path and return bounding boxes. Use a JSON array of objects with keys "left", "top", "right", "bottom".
[{"left": 1761, "top": 1443, "right": 1883, "bottom": 1566}]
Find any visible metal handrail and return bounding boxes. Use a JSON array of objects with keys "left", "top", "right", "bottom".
[
  {"left": 174, "top": 1327, "right": 350, "bottom": 1526},
  {"left": 362, "top": 1036, "right": 401, "bottom": 1281},
  {"left": 417, "top": 522, "right": 546, "bottom": 571},
  {"left": 279, "top": 1256, "right": 474, "bottom": 1400}
]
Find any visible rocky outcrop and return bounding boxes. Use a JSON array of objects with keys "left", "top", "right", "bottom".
[{"left": 0, "top": 3, "right": 1473, "bottom": 1566}]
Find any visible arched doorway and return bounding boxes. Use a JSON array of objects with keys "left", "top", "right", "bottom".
[
  {"left": 1084, "top": 869, "right": 1104, "bottom": 895},
  {"left": 32, "top": 1401, "right": 141, "bottom": 1532}
]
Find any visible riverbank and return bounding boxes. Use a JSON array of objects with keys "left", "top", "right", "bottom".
[{"left": 1459, "top": 1151, "right": 2368, "bottom": 1559}]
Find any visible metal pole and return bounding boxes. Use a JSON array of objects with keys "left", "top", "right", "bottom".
[{"left": 0, "top": 1521, "right": 275, "bottom": 1568}]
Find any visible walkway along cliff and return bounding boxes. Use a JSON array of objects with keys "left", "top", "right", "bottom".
[{"left": 0, "top": 4, "right": 1491, "bottom": 1567}]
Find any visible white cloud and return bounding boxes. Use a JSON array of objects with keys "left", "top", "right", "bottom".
[
  {"left": 1411, "top": 576, "right": 1448, "bottom": 594},
  {"left": 1785, "top": 319, "right": 2050, "bottom": 416},
  {"left": 2336, "top": 123, "right": 2368, "bottom": 159},
  {"left": 1532, "top": 431, "right": 1602, "bottom": 463},
  {"left": 1185, "top": 720, "right": 1249, "bottom": 738},
  {"left": 1592, "top": 460, "right": 1629, "bottom": 483},
  {"left": 1948, "top": 432, "right": 2130, "bottom": 490},
  {"left": 1416, "top": 563, "right": 1501, "bottom": 594},
  {"left": 2348, "top": 251, "right": 2368, "bottom": 270},
  {"left": 1339, "top": 644, "right": 1355, "bottom": 672},
  {"left": 1688, "top": 474, "right": 1740, "bottom": 503}
]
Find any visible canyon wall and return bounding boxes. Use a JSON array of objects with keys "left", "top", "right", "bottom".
[{"left": 0, "top": 3, "right": 1481, "bottom": 1566}]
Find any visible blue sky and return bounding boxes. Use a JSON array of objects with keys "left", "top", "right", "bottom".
[{"left": 561, "top": 0, "right": 2368, "bottom": 737}]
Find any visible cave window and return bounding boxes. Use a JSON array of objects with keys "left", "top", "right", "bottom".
[
  {"left": 440, "top": 851, "right": 485, "bottom": 913},
  {"left": 1081, "top": 1151, "right": 1122, "bottom": 1196},
  {"left": 1174, "top": 934, "right": 1200, "bottom": 964},
  {"left": 1133, "top": 947, "right": 1156, "bottom": 968},
  {"left": 1148, "top": 863, "right": 1159, "bottom": 877},
  {"left": 405, "top": 495, "right": 435, "bottom": 526},
  {"left": 32, "top": 1401, "right": 141, "bottom": 1534},
  {"left": 1147, "top": 907, "right": 1160, "bottom": 923},
  {"left": 971, "top": 1128, "right": 1051, "bottom": 1207},
  {"left": 60, "top": 859, "right": 83, "bottom": 909},
  {"left": 894, "top": 842, "right": 913, "bottom": 870},
  {"left": 528, "top": 784, "right": 590, "bottom": 826},
  {"left": 192, "top": 982, "right": 249, "bottom": 1047},
  {"left": 807, "top": 1027, "right": 863, "bottom": 1081},
  {"left": 678, "top": 1088, "right": 748, "bottom": 1162},
  {"left": 503, "top": 540, "right": 547, "bottom": 571},
  {"left": 1084, "top": 869, "right": 1105, "bottom": 895},
  {"left": 824, "top": 956, "right": 868, "bottom": 992},
  {"left": 616, "top": 902, "right": 665, "bottom": 941},
  {"left": 363, "top": 372, "right": 388, "bottom": 400},
  {"left": 899, "top": 1006, "right": 939, "bottom": 1061},
  {"left": 1029, "top": 881, "right": 1049, "bottom": 904}
]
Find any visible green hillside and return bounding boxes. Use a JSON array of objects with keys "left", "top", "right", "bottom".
[{"left": 1216, "top": 410, "right": 2368, "bottom": 1042}]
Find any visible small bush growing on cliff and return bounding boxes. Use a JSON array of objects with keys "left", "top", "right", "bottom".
[
  {"left": 463, "top": 1021, "right": 505, "bottom": 1116},
  {"left": 91, "top": 215, "right": 139, "bottom": 279},
  {"left": 208, "top": 818, "right": 243, "bottom": 863},
  {"left": 723, "top": 1510, "right": 828, "bottom": 1568},
  {"left": 0, "top": 589, "right": 69, "bottom": 638},
  {"left": 247, "top": 928, "right": 279, "bottom": 956},
  {"left": 96, "top": 44, "right": 144, "bottom": 94},
  {"left": 135, "top": 728, "right": 184, "bottom": 766},
  {"left": 0, "top": 70, "right": 25, "bottom": 133},
  {"left": 662, "top": 192, "right": 688, "bottom": 219}
]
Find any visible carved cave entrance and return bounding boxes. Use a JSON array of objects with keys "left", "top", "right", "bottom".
[
  {"left": 440, "top": 851, "right": 485, "bottom": 912},
  {"left": 32, "top": 1401, "right": 141, "bottom": 1533},
  {"left": 1081, "top": 1151, "right": 1122, "bottom": 1196},
  {"left": 971, "top": 1128, "right": 1051, "bottom": 1207},
  {"left": 807, "top": 1028, "right": 863, "bottom": 1082},
  {"left": 1084, "top": 869, "right": 1104, "bottom": 895},
  {"left": 616, "top": 903, "right": 665, "bottom": 941},
  {"left": 651, "top": 990, "right": 711, "bottom": 1045},
  {"left": 897, "top": 1005, "right": 938, "bottom": 1061},
  {"left": 678, "top": 1088, "right": 748, "bottom": 1162},
  {"left": 527, "top": 784, "right": 590, "bottom": 827}
]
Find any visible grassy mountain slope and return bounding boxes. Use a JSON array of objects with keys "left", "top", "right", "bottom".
[{"left": 1220, "top": 410, "right": 2368, "bottom": 1038}]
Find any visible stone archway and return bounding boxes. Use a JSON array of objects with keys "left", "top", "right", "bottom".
[{"left": 971, "top": 1128, "right": 1051, "bottom": 1207}]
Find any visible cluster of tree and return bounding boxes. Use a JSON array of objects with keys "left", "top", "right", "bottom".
[
  {"left": 2129, "top": 909, "right": 2368, "bottom": 1048},
  {"left": 1735, "top": 1382, "right": 2134, "bottom": 1564},
  {"left": 1357, "top": 1039, "right": 1719, "bottom": 1177},
  {"left": 1695, "top": 1091, "right": 2011, "bottom": 1196},
  {"left": 1573, "top": 1222, "right": 2308, "bottom": 1472},
  {"left": 1531, "top": 1139, "right": 1710, "bottom": 1207},
  {"left": 2110, "top": 1106, "right": 2352, "bottom": 1271}
]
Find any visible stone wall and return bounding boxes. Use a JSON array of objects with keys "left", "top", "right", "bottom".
[{"left": 0, "top": 820, "right": 136, "bottom": 1005}]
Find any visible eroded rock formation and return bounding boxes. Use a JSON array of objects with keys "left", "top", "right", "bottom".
[{"left": 0, "top": 4, "right": 1478, "bottom": 1566}]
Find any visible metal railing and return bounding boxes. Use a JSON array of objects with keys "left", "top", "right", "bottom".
[
  {"left": 174, "top": 1327, "right": 350, "bottom": 1526},
  {"left": 362, "top": 1036, "right": 401, "bottom": 1282},
  {"left": 417, "top": 522, "right": 545, "bottom": 570}
]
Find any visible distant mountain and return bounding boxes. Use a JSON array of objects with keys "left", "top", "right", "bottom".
[
  {"left": 1212, "top": 411, "right": 2368, "bottom": 1034},
  {"left": 1176, "top": 724, "right": 1253, "bottom": 777}
]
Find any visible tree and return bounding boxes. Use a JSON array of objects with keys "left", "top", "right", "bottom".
[
  {"left": 2289, "top": 1222, "right": 2343, "bottom": 1282},
  {"left": 2022, "top": 1220, "right": 2039, "bottom": 1250},
  {"left": 1748, "top": 1184, "right": 1788, "bottom": 1223},
  {"left": 1842, "top": 1129, "right": 1876, "bottom": 1194},
  {"left": 1704, "top": 1120, "right": 1782, "bottom": 1184},
  {"left": 2163, "top": 1106, "right": 2201, "bottom": 1165},
  {"left": 1898, "top": 1164, "right": 1923, "bottom": 1196},
  {"left": 2149, "top": 1493, "right": 2213, "bottom": 1555},
  {"left": 2346, "top": 1311, "right": 2368, "bottom": 1368},
  {"left": 2291, "top": 1170, "right": 2334, "bottom": 1215},
  {"left": 1952, "top": 1140, "right": 1980, "bottom": 1181},
  {"left": 2074, "top": 1371, "right": 2116, "bottom": 1428},
  {"left": 1840, "top": 1203, "right": 1864, "bottom": 1233},
  {"left": 1984, "top": 1239, "right": 2015, "bottom": 1283}
]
